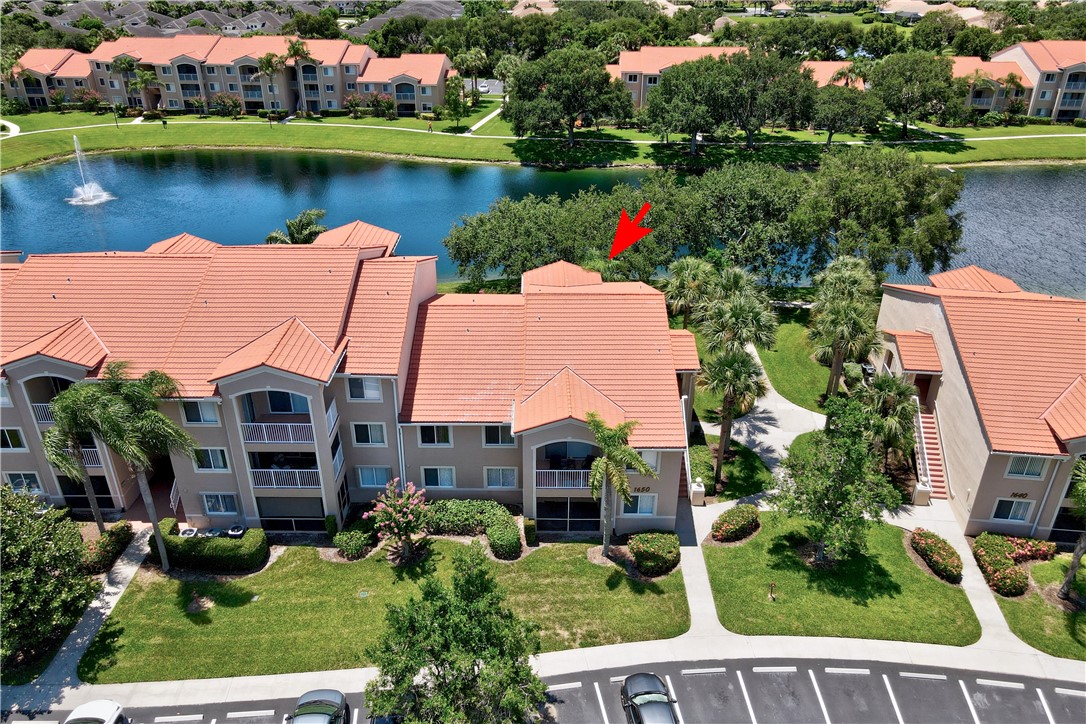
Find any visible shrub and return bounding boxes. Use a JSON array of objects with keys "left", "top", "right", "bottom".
[
  {"left": 142, "top": 110, "right": 162, "bottom": 120},
  {"left": 689, "top": 443, "right": 714, "bottom": 494},
  {"left": 627, "top": 531, "right": 680, "bottom": 576},
  {"left": 147, "top": 518, "right": 268, "bottom": 572},
  {"left": 125, "top": 107, "right": 142, "bottom": 118},
  {"left": 82, "top": 520, "right": 135, "bottom": 574},
  {"left": 992, "top": 566, "right": 1029, "bottom": 597},
  {"left": 1006, "top": 535, "right": 1057, "bottom": 563},
  {"left": 486, "top": 516, "right": 522, "bottom": 560},
  {"left": 524, "top": 517, "right": 538, "bottom": 547},
  {"left": 842, "top": 362, "right": 864, "bottom": 390},
  {"left": 973, "top": 531, "right": 1015, "bottom": 582},
  {"left": 1074, "top": 118, "right": 1086, "bottom": 128},
  {"left": 258, "top": 109, "right": 269, "bottom": 118},
  {"left": 333, "top": 519, "right": 376, "bottom": 560},
  {"left": 2, "top": 96, "right": 31, "bottom": 115},
  {"left": 324, "top": 514, "right": 338, "bottom": 537},
  {"left": 711, "top": 504, "right": 760, "bottom": 542},
  {"left": 973, "top": 531, "right": 1053, "bottom": 594},
  {"left": 426, "top": 499, "right": 521, "bottom": 559},
  {"left": 1024, "top": 116, "right": 1053, "bottom": 125},
  {"left": 322, "top": 108, "right": 349, "bottom": 117},
  {"left": 910, "top": 528, "right": 962, "bottom": 583}
]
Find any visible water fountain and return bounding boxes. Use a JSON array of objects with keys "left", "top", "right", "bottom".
[{"left": 66, "top": 135, "right": 115, "bottom": 205}]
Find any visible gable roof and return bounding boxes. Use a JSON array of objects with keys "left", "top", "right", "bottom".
[
  {"left": 669, "top": 329, "right": 700, "bottom": 372},
  {"left": 358, "top": 54, "right": 449, "bottom": 85},
  {"left": 211, "top": 317, "right": 346, "bottom": 383},
  {"left": 145, "top": 233, "right": 221, "bottom": 255},
  {"left": 1013, "top": 40, "right": 1086, "bottom": 70},
  {"left": 614, "top": 45, "right": 746, "bottom": 76},
  {"left": 885, "top": 330, "right": 942, "bottom": 373},
  {"left": 312, "top": 221, "right": 400, "bottom": 252},
  {"left": 802, "top": 60, "right": 852, "bottom": 87},
  {"left": 952, "top": 57, "right": 1033, "bottom": 87},
  {"left": 90, "top": 35, "right": 222, "bottom": 64},
  {"left": 521, "top": 260, "right": 602, "bottom": 291},
  {"left": 514, "top": 367, "right": 626, "bottom": 434},
  {"left": 1042, "top": 375, "right": 1086, "bottom": 444},
  {"left": 3, "top": 317, "right": 109, "bottom": 370},
  {"left": 928, "top": 265, "right": 1022, "bottom": 293},
  {"left": 13, "top": 48, "right": 79, "bottom": 76}
]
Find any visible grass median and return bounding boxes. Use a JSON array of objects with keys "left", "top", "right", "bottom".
[
  {"left": 756, "top": 308, "right": 828, "bottom": 413},
  {"left": 997, "top": 553, "right": 1085, "bottom": 661}
]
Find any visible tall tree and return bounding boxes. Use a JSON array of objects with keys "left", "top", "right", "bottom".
[
  {"left": 126, "top": 68, "right": 160, "bottom": 108},
  {"left": 586, "top": 412, "right": 656, "bottom": 558},
  {"left": 255, "top": 51, "right": 286, "bottom": 125},
  {"left": 698, "top": 348, "right": 768, "bottom": 483},
  {"left": 719, "top": 50, "right": 813, "bottom": 149},
  {"left": 910, "top": 10, "right": 968, "bottom": 53},
  {"left": 698, "top": 270, "right": 778, "bottom": 355},
  {"left": 283, "top": 38, "right": 315, "bottom": 111},
  {"left": 663, "top": 257, "right": 716, "bottom": 330},
  {"left": 504, "top": 46, "right": 632, "bottom": 146},
  {"left": 869, "top": 52, "right": 954, "bottom": 138},
  {"left": 811, "top": 83, "right": 886, "bottom": 147},
  {"left": 810, "top": 298, "right": 880, "bottom": 398},
  {"left": 442, "top": 81, "right": 469, "bottom": 130},
  {"left": 1058, "top": 458, "right": 1086, "bottom": 600},
  {"left": 453, "top": 46, "right": 487, "bottom": 104},
  {"left": 365, "top": 543, "right": 545, "bottom": 723},
  {"left": 266, "top": 208, "right": 328, "bottom": 244},
  {"left": 860, "top": 373, "right": 919, "bottom": 473},
  {"left": 492, "top": 53, "right": 524, "bottom": 100},
  {"left": 112, "top": 55, "right": 136, "bottom": 102},
  {"left": 643, "top": 55, "right": 727, "bottom": 155},
  {"left": 862, "top": 23, "right": 905, "bottom": 59}
]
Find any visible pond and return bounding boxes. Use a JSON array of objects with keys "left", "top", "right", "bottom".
[{"left": 1, "top": 150, "right": 1083, "bottom": 297}]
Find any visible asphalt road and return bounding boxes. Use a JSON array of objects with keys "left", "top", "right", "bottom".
[
  {"left": 461, "top": 77, "right": 503, "bottom": 96},
  {"left": 8, "top": 659, "right": 1085, "bottom": 724}
]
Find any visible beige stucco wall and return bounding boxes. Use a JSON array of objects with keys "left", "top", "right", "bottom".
[
  {"left": 333, "top": 375, "right": 404, "bottom": 502},
  {"left": 398, "top": 423, "right": 525, "bottom": 508}
]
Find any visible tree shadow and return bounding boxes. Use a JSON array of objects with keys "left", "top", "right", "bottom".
[
  {"left": 898, "top": 139, "right": 972, "bottom": 156},
  {"left": 390, "top": 538, "right": 438, "bottom": 582},
  {"left": 174, "top": 580, "right": 256, "bottom": 625},
  {"left": 604, "top": 566, "right": 666, "bottom": 595},
  {"left": 76, "top": 617, "right": 125, "bottom": 683},
  {"left": 507, "top": 137, "right": 640, "bottom": 167},
  {"left": 767, "top": 529, "right": 902, "bottom": 606}
]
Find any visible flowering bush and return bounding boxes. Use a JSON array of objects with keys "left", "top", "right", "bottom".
[
  {"left": 910, "top": 528, "right": 962, "bottom": 583},
  {"left": 628, "top": 531, "right": 680, "bottom": 576},
  {"left": 711, "top": 504, "right": 760, "bottom": 542},
  {"left": 991, "top": 566, "right": 1029, "bottom": 597},
  {"left": 363, "top": 479, "right": 427, "bottom": 564},
  {"left": 973, "top": 531, "right": 1053, "bottom": 596},
  {"left": 82, "top": 520, "right": 134, "bottom": 574},
  {"left": 1006, "top": 536, "right": 1057, "bottom": 563}
]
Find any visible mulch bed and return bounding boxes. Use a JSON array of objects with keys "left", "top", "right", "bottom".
[
  {"left": 795, "top": 540, "right": 839, "bottom": 570},
  {"left": 701, "top": 525, "right": 761, "bottom": 548},
  {"left": 1020, "top": 559, "right": 1085, "bottom": 613},
  {"left": 585, "top": 544, "right": 671, "bottom": 583}
]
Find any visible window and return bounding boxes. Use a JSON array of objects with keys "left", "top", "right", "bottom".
[
  {"left": 627, "top": 74, "right": 638, "bottom": 83},
  {"left": 483, "top": 425, "right": 515, "bottom": 447},
  {"left": 270, "top": 100, "right": 281, "bottom": 109},
  {"left": 165, "top": 83, "right": 175, "bottom": 92},
  {"left": 363, "top": 83, "right": 372, "bottom": 92},
  {"left": 325, "top": 84, "right": 335, "bottom": 93},
  {"left": 208, "top": 82, "right": 220, "bottom": 92},
  {"left": 108, "top": 80, "right": 118, "bottom": 89},
  {"left": 628, "top": 451, "right": 660, "bottom": 473},
  {"left": 74, "top": 79, "right": 85, "bottom": 87},
  {"left": 182, "top": 400, "right": 219, "bottom": 425},
  {"left": 357, "top": 465, "right": 392, "bottom": 487},
  {"left": 352, "top": 423, "right": 386, "bottom": 446},
  {"left": 99, "top": 77, "right": 105, "bottom": 86},
  {"left": 348, "top": 377, "right": 382, "bottom": 400},
  {"left": 55, "top": 79, "right": 66, "bottom": 87},
  {"left": 421, "top": 103, "right": 432, "bottom": 111},
  {"left": 346, "top": 82, "right": 356, "bottom": 91},
  {"left": 993, "top": 498, "right": 1031, "bottom": 522},
  {"left": 1044, "top": 73, "right": 1056, "bottom": 83},
  {"left": 105, "top": 64, "right": 112, "bottom": 72},
  {"left": 203, "top": 493, "right": 238, "bottom": 515},
  {"left": 485, "top": 467, "right": 517, "bottom": 488},
  {"left": 226, "top": 67, "right": 235, "bottom": 75},
  {"left": 95, "top": 62, "right": 102, "bottom": 70},
  {"left": 168, "top": 99, "right": 179, "bottom": 108},
  {"left": 421, "top": 86, "right": 431, "bottom": 95},
  {"left": 647, "top": 76, "right": 658, "bottom": 86},
  {"left": 1039, "top": 90, "right": 1051, "bottom": 100},
  {"left": 419, "top": 425, "right": 452, "bottom": 446},
  {"left": 0, "top": 382, "right": 11, "bottom": 407},
  {"left": 267, "top": 391, "right": 309, "bottom": 414},
  {"left": 323, "top": 67, "right": 334, "bottom": 76},
  {"left": 326, "top": 100, "right": 336, "bottom": 108},
  {"left": 422, "top": 466, "right": 455, "bottom": 487},
  {"left": 623, "top": 494, "right": 657, "bottom": 516},
  {"left": 207, "top": 67, "right": 217, "bottom": 75},
  {"left": 382, "top": 84, "right": 390, "bottom": 92},
  {"left": 194, "top": 448, "right": 229, "bottom": 471},
  {"left": 1007, "top": 456, "right": 1046, "bottom": 478},
  {"left": 5, "top": 472, "right": 41, "bottom": 494},
  {"left": 0, "top": 428, "right": 26, "bottom": 450},
  {"left": 268, "top": 83, "right": 278, "bottom": 94},
  {"left": 228, "top": 83, "right": 239, "bottom": 92},
  {"left": 160, "top": 66, "right": 172, "bottom": 76}
]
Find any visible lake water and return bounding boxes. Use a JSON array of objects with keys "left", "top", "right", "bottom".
[{"left": 1, "top": 151, "right": 1083, "bottom": 297}]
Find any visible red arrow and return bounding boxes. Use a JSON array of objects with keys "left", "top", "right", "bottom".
[{"left": 609, "top": 202, "right": 653, "bottom": 259}]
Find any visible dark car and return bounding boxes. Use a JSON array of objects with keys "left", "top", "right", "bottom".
[
  {"left": 290, "top": 690, "right": 349, "bottom": 724},
  {"left": 620, "top": 673, "right": 678, "bottom": 724}
]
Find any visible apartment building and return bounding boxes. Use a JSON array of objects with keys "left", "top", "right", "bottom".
[
  {"left": 875, "top": 266, "right": 1086, "bottom": 543},
  {"left": 991, "top": 40, "right": 1086, "bottom": 121},
  {"left": 357, "top": 54, "right": 453, "bottom": 116},
  {"left": 952, "top": 56, "right": 1034, "bottom": 115},
  {"left": 0, "top": 229, "right": 697, "bottom": 537}
]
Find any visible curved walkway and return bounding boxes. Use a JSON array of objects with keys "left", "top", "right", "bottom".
[{"left": 0, "top": 118, "right": 20, "bottom": 137}]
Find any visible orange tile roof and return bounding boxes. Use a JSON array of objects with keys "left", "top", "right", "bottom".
[
  {"left": 91, "top": 36, "right": 222, "bottom": 65},
  {"left": 885, "top": 330, "right": 942, "bottom": 373},
  {"left": 615, "top": 46, "right": 746, "bottom": 75},
  {"left": 1042, "top": 375, "right": 1086, "bottom": 443},
  {"left": 54, "top": 53, "right": 93, "bottom": 78},
  {"left": 358, "top": 54, "right": 450, "bottom": 85},
  {"left": 521, "top": 260, "right": 602, "bottom": 290},
  {"left": 669, "top": 330, "right": 700, "bottom": 372},
  {"left": 883, "top": 269, "right": 1086, "bottom": 456},
  {"left": 14, "top": 49, "right": 79, "bottom": 76},
  {"left": 514, "top": 367, "right": 626, "bottom": 434},
  {"left": 3, "top": 317, "right": 109, "bottom": 370},
  {"left": 952, "top": 57, "right": 1033, "bottom": 87},
  {"left": 204, "top": 35, "right": 291, "bottom": 64},
  {"left": 211, "top": 317, "right": 346, "bottom": 383},
  {"left": 802, "top": 60, "right": 851, "bottom": 87},
  {"left": 1015, "top": 40, "right": 1086, "bottom": 70},
  {"left": 145, "top": 233, "right": 221, "bottom": 255},
  {"left": 928, "top": 265, "right": 1022, "bottom": 293},
  {"left": 313, "top": 221, "right": 400, "bottom": 252}
]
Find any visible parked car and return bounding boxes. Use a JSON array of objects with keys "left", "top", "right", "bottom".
[
  {"left": 620, "top": 673, "right": 678, "bottom": 724},
  {"left": 478, "top": 82, "right": 490, "bottom": 93},
  {"left": 290, "top": 690, "right": 349, "bottom": 724},
  {"left": 63, "top": 701, "right": 126, "bottom": 724}
]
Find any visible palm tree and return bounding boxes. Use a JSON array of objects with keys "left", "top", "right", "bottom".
[
  {"left": 831, "top": 58, "right": 876, "bottom": 89},
  {"left": 284, "top": 39, "right": 315, "bottom": 112},
  {"left": 700, "top": 292, "right": 778, "bottom": 357},
  {"left": 255, "top": 52, "right": 286, "bottom": 125},
  {"left": 453, "top": 47, "right": 487, "bottom": 105},
  {"left": 1059, "top": 457, "right": 1086, "bottom": 601},
  {"left": 112, "top": 55, "right": 136, "bottom": 104},
  {"left": 585, "top": 412, "right": 656, "bottom": 558},
  {"left": 663, "top": 257, "right": 715, "bottom": 330},
  {"left": 266, "top": 208, "right": 328, "bottom": 244},
  {"left": 861, "top": 373, "right": 918, "bottom": 473},
  {"left": 810, "top": 298, "right": 880, "bottom": 398},
  {"left": 812, "top": 256, "right": 877, "bottom": 307},
  {"left": 127, "top": 69, "right": 159, "bottom": 109},
  {"left": 698, "top": 349, "right": 767, "bottom": 485}
]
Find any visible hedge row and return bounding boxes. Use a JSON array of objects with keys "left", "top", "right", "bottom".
[
  {"left": 627, "top": 531, "right": 680, "bottom": 576},
  {"left": 973, "top": 532, "right": 1056, "bottom": 597},
  {"left": 524, "top": 518, "right": 538, "bottom": 547},
  {"left": 711, "top": 504, "right": 760, "bottom": 542},
  {"left": 910, "top": 528, "right": 962, "bottom": 583},
  {"left": 426, "top": 499, "right": 522, "bottom": 560},
  {"left": 147, "top": 518, "right": 268, "bottom": 572},
  {"left": 82, "top": 520, "right": 134, "bottom": 574}
]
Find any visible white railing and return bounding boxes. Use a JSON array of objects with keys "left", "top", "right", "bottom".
[
  {"left": 250, "top": 469, "right": 321, "bottom": 488},
  {"left": 971, "top": 97, "right": 993, "bottom": 106},
  {"left": 1065, "top": 82, "right": 1086, "bottom": 90},
  {"left": 912, "top": 396, "right": 932, "bottom": 504},
  {"left": 536, "top": 470, "right": 591, "bottom": 489},
  {"left": 32, "top": 403, "right": 54, "bottom": 424},
  {"left": 169, "top": 480, "right": 180, "bottom": 512},
  {"left": 333, "top": 446, "right": 344, "bottom": 479},
  {"left": 325, "top": 398, "right": 339, "bottom": 437},
  {"left": 64, "top": 447, "right": 103, "bottom": 467},
  {"left": 241, "top": 422, "right": 314, "bottom": 444},
  {"left": 1060, "top": 98, "right": 1083, "bottom": 108}
]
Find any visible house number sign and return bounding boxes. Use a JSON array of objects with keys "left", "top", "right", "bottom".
[
  {"left": 1010, "top": 492, "right": 1029, "bottom": 499},
  {"left": 633, "top": 486, "right": 651, "bottom": 493}
]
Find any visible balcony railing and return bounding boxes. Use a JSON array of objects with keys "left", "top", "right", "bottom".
[
  {"left": 912, "top": 396, "right": 932, "bottom": 503},
  {"left": 25, "top": 87, "right": 44, "bottom": 95},
  {"left": 304, "top": 90, "right": 320, "bottom": 98},
  {"left": 1065, "top": 81, "right": 1086, "bottom": 90},
  {"left": 251, "top": 469, "right": 321, "bottom": 488},
  {"left": 325, "top": 398, "right": 339, "bottom": 436},
  {"left": 970, "top": 97, "right": 993, "bottom": 106},
  {"left": 32, "top": 403, "right": 55, "bottom": 424},
  {"left": 178, "top": 73, "right": 199, "bottom": 81},
  {"left": 302, "top": 73, "right": 318, "bottom": 82},
  {"left": 395, "top": 93, "right": 415, "bottom": 101},
  {"left": 1060, "top": 98, "right": 1083, "bottom": 108},
  {"left": 243, "top": 90, "right": 263, "bottom": 98},
  {"left": 240, "top": 73, "right": 257, "bottom": 82},
  {"left": 333, "top": 446, "right": 344, "bottom": 479},
  {"left": 64, "top": 447, "right": 103, "bottom": 467},
  {"left": 536, "top": 470, "right": 590, "bottom": 489},
  {"left": 181, "top": 90, "right": 202, "bottom": 98},
  {"left": 241, "top": 422, "right": 314, "bottom": 444}
]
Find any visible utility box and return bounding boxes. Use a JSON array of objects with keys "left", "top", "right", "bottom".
[
  {"left": 912, "top": 478, "right": 932, "bottom": 506},
  {"left": 691, "top": 478, "right": 706, "bottom": 507}
]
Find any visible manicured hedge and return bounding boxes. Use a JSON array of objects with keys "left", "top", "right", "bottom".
[
  {"left": 627, "top": 531, "right": 680, "bottom": 576},
  {"left": 910, "top": 528, "right": 962, "bottom": 583},
  {"left": 82, "top": 520, "right": 135, "bottom": 574},
  {"left": 711, "top": 504, "right": 760, "bottom": 542},
  {"left": 973, "top": 532, "right": 1055, "bottom": 597},
  {"left": 333, "top": 518, "right": 376, "bottom": 560},
  {"left": 426, "top": 499, "right": 522, "bottom": 560},
  {"left": 992, "top": 566, "right": 1030, "bottom": 597},
  {"left": 147, "top": 518, "right": 268, "bottom": 572},
  {"left": 324, "top": 514, "right": 338, "bottom": 537},
  {"left": 524, "top": 518, "right": 538, "bottom": 547},
  {"left": 1075, "top": 118, "right": 1086, "bottom": 128}
]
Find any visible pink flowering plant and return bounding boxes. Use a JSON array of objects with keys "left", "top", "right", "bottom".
[
  {"left": 910, "top": 528, "right": 962, "bottom": 583},
  {"left": 363, "top": 478, "right": 428, "bottom": 564},
  {"left": 972, "top": 531, "right": 1055, "bottom": 596}
]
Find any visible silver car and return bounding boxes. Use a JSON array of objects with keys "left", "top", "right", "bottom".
[{"left": 290, "top": 690, "right": 349, "bottom": 724}]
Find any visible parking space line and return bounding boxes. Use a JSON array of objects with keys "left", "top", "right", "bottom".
[
  {"left": 351, "top": 708, "right": 358, "bottom": 724},
  {"left": 752, "top": 666, "right": 797, "bottom": 673},
  {"left": 976, "top": 678, "right": 1025, "bottom": 690},
  {"left": 736, "top": 670, "right": 757, "bottom": 724},
  {"left": 227, "top": 712, "right": 275, "bottom": 719},
  {"left": 825, "top": 667, "right": 870, "bottom": 675},
  {"left": 665, "top": 674, "right": 685, "bottom": 724},
  {"left": 901, "top": 671, "right": 947, "bottom": 680},
  {"left": 959, "top": 680, "right": 981, "bottom": 724},
  {"left": 610, "top": 675, "right": 625, "bottom": 683},
  {"left": 594, "top": 681, "right": 611, "bottom": 724},
  {"left": 809, "top": 669, "right": 832, "bottom": 724},
  {"left": 1037, "top": 688, "right": 1056, "bottom": 724},
  {"left": 681, "top": 666, "right": 728, "bottom": 676},
  {"left": 1055, "top": 687, "right": 1086, "bottom": 697},
  {"left": 156, "top": 717, "right": 204, "bottom": 723},
  {"left": 883, "top": 674, "right": 905, "bottom": 724},
  {"left": 281, "top": 714, "right": 288, "bottom": 724},
  {"left": 546, "top": 682, "right": 582, "bottom": 692}
]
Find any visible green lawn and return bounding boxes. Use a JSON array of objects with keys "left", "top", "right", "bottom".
[
  {"left": 690, "top": 431, "right": 776, "bottom": 500},
  {"left": 756, "top": 308, "right": 828, "bottom": 413},
  {"left": 997, "top": 553, "right": 1086, "bottom": 661},
  {"left": 78, "top": 539, "right": 688, "bottom": 683},
  {"left": 704, "top": 512, "right": 981, "bottom": 645},
  {"left": 914, "top": 121, "right": 1086, "bottom": 139}
]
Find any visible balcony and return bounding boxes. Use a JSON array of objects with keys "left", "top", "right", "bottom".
[
  {"left": 250, "top": 469, "right": 321, "bottom": 488},
  {"left": 240, "top": 73, "right": 257, "bottom": 82},
  {"left": 1060, "top": 98, "right": 1083, "bottom": 108},
  {"left": 243, "top": 90, "right": 263, "bottom": 99},
  {"left": 25, "top": 87, "right": 44, "bottom": 95},
  {"left": 242, "top": 422, "right": 314, "bottom": 444},
  {"left": 302, "top": 73, "right": 318, "bottom": 82},
  {"left": 970, "top": 97, "right": 993, "bottom": 107},
  {"left": 333, "top": 445, "right": 344, "bottom": 479},
  {"left": 1065, "top": 81, "right": 1086, "bottom": 90},
  {"left": 178, "top": 73, "right": 199, "bottom": 81},
  {"left": 64, "top": 448, "right": 103, "bottom": 468},
  {"left": 536, "top": 470, "right": 590, "bottom": 489},
  {"left": 395, "top": 93, "right": 415, "bottom": 101},
  {"left": 304, "top": 90, "right": 320, "bottom": 98},
  {"left": 325, "top": 398, "right": 339, "bottom": 437},
  {"left": 32, "top": 403, "right": 54, "bottom": 424},
  {"left": 181, "top": 90, "right": 202, "bottom": 98}
]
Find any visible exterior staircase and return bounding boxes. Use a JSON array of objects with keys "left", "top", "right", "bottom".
[{"left": 919, "top": 412, "right": 948, "bottom": 500}]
